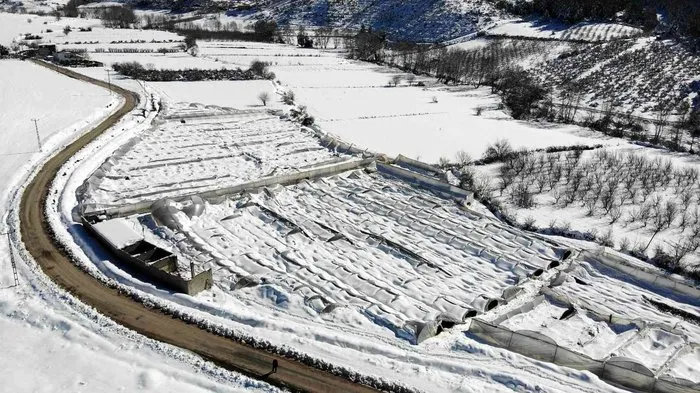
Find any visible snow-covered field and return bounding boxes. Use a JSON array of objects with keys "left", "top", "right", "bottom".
[
  {"left": 198, "top": 41, "right": 606, "bottom": 163},
  {"left": 0, "top": 59, "right": 116, "bottom": 212},
  {"left": 54, "top": 26, "right": 181, "bottom": 46},
  {"left": 0, "top": 12, "right": 96, "bottom": 45},
  {"left": 91, "top": 51, "right": 230, "bottom": 69},
  {"left": 487, "top": 20, "right": 643, "bottom": 42},
  {"left": 0, "top": 12, "right": 182, "bottom": 50},
  {"left": 3, "top": 18, "right": 699, "bottom": 392}
]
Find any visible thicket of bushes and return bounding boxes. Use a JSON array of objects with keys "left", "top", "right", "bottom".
[
  {"left": 112, "top": 59, "right": 275, "bottom": 81},
  {"left": 171, "top": 20, "right": 280, "bottom": 43}
]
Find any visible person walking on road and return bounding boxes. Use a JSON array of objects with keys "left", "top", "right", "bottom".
[{"left": 272, "top": 359, "right": 279, "bottom": 373}]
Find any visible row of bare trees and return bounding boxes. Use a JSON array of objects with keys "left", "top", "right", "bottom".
[
  {"left": 382, "top": 39, "right": 551, "bottom": 87},
  {"left": 492, "top": 148, "right": 700, "bottom": 268}
]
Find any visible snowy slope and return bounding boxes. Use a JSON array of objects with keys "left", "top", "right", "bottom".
[
  {"left": 0, "top": 12, "right": 98, "bottom": 46},
  {"left": 256, "top": 0, "right": 505, "bottom": 42},
  {"left": 0, "top": 59, "right": 117, "bottom": 219},
  {"left": 487, "top": 20, "right": 643, "bottom": 42}
]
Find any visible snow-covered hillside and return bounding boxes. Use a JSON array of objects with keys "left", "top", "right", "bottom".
[
  {"left": 487, "top": 20, "right": 643, "bottom": 42},
  {"left": 254, "top": 0, "right": 505, "bottom": 41}
]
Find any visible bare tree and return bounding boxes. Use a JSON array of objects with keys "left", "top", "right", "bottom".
[
  {"left": 390, "top": 74, "right": 402, "bottom": 87},
  {"left": 559, "top": 82, "right": 584, "bottom": 122},
  {"left": 584, "top": 196, "right": 597, "bottom": 216},
  {"left": 664, "top": 200, "right": 678, "bottom": 229},
  {"left": 639, "top": 202, "right": 653, "bottom": 227},
  {"left": 455, "top": 150, "right": 472, "bottom": 167},
  {"left": 652, "top": 104, "right": 672, "bottom": 143},
  {"left": 258, "top": 92, "right": 270, "bottom": 106},
  {"left": 511, "top": 182, "right": 534, "bottom": 208},
  {"left": 473, "top": 176, "right": 493, "bottom": 198},
  {"left": 281, "top": 89, "right": 295, "bottom": 105},
  {"left": 599, "top": 227, "right": 614, "bottom": 247},
  {"left": 610, "top": 205, "right": 622, "bottom": 224},
  {"left": 406, "top": 74, "right": 416, "bottom": 86},
  {"left": 332, "top": 31, "right": 343, "bottom": 49},
  {"left": 315, "top": 26, "right": 333, "bottom": 49},
  {"left": 671, "top": 101, "right": 691, "bottom": 149},
  {"left": 619, "top": 237, "right": 630, "bottom": 251},
  {"left": 483, "top": 139, "right": 514, "bottom": 161}
]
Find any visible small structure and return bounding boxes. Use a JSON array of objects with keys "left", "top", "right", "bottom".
[
  {"left": 82, "top": 215, "right": 213, "bottom": 295},
  {"left": 51, "top": 50, "right": 103, "bottom": 67},
  {"left": 55, "top": 50, "right": 82, "bottom": 63},
  {"left": 37, "top": 43, "right": 56, "bottom": 57}
]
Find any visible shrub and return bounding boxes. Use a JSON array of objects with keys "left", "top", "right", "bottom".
[
  {"left": 111, "top": 61, "right": 268, "bottom": 82},
  {"left": 281, "top": 90, "right": 295, "bottom": 105},
  {"left": 483, "top": 139, "right": 514, "bottom": 161},
  {"left": 250, "top": 60, "right": 275, "bottom": 80},
  {"left": 258, "top": 92, "right": 270, "bottom": 106},
  {"left": 493, "top": 68, "right": 549, "bottom": 119},
  {"left": 291, "top": 105, "right": 314, "bottom": 126}
]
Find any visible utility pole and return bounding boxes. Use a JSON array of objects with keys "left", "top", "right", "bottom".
[
  {"left": 31, "top": 118, "right": 41, "bottom": 151},
  {"left": 2, "top": 232, "right": 19, "bottom": 287},
  {"left": 106, "top": 69, "right": 112, "bottom": 95}
]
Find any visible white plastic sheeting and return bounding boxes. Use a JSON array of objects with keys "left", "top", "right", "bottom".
[
  {"left": 150, "top": 168, "right": 565, "bottom": 342},
  {"left": 583, "top": 249, "right": 700, "bottom": 299},
  {"left": 78, "top": 104, "right": 353, "bottom": 213},
  {"left": 468, "top": 319, "right": 700, "bottom": 393},
  {"left": 91, "top": 218, "right": 143, "bottom": 249}
]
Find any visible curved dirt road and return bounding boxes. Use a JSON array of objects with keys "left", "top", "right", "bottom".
[{"left": 19, "top": 61, "right": 380, "bottom": 393}]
